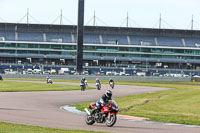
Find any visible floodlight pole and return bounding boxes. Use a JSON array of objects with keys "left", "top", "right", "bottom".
[
  {"left": 27, "top": 8, "right": 29, "bottom": 24},
  {"left": 191, "top": 15, "right": 194, "bottom": 30},
  {"left": 60, "top": 9, "right": 63, "bottom": 25},
  {"left": 76, "top": 0, "right": 85, "bottom": 74},
  {"left": 159, "top": 13, "right": 162, "bottom": 29},
  {"left": 126, "top": 12, "right": 129, "bottom": 27},
  {"left": 93, "top": 11, "right": 96, "bottom": 26}
]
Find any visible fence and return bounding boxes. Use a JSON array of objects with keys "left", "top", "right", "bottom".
[{"left": 2, "top": 74, "right": 191, "bottom": 82}]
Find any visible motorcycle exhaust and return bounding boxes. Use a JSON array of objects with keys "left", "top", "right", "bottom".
[{"left": 84, "top": 108, "right": 91, "bottom": 115}]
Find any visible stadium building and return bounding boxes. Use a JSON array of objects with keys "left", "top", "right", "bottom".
[{"left": 0, "top": 22, "right": 200, "bottom": 72}]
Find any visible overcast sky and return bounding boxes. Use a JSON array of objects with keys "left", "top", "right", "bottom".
[{"left": 0, "top": 0, "right": 200, "bottom": 30}]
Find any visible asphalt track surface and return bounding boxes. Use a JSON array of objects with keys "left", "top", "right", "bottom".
[{"left": 0, "top": 80, "right": 200, "bottom": 133}]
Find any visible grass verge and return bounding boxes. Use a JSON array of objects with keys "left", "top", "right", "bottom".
[
  {"left": 0, "top": 121, "right": 108, "bottom": 133},
  {"left": 5, "top": 78, "right": 200, "bottom": 85},
  {"left": 71, "top": 82, "right": 200, "bottom": 126},
  {"left": 0, "top": 81, "right": 93, "bottom": 92}
]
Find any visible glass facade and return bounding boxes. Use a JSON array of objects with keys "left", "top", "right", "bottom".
[
  {"left": 0, "top": 41, "right": 200, "bottom": 68},
  {"left": 1, "top": 42, "right": 200, "bottom": 58}
]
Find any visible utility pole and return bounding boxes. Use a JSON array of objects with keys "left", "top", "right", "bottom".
[{"left": 76, "top": 0, "right": 85, "bottom": 74}]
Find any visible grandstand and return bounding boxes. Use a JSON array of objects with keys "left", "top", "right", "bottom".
[{"left": 0, "top": 22, "right": 200, "bottom": 71}]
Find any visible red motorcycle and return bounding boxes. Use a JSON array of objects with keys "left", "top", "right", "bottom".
[{"left": 85, "top": 100, "right": 119, "bottom": 127}]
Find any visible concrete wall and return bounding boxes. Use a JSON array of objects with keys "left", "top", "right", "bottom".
[{"left": 2, "top": 74, "right": 191, "bottom": 82}]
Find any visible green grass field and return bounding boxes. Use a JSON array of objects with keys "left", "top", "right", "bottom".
[
  {"left": 0, "top": 122, "right": 107, "bottom": 133},
  {"left": 6, "top": 78, "right": 200, "bottom": 86},
  {"left": 72, "top": 82, "right": 200, "bottom": 126},
  {"left": 0, "top": 81, "right": 93, "bottom": 92},
  {"left": 6, "top": 78, "right": 200, "bottom": 84}
]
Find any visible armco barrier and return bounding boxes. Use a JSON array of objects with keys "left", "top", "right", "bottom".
[{"left": 2, "top": 74, "right": 191, "bottom": 82}]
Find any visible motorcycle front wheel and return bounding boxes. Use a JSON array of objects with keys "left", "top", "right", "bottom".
[
  {"left": 81, "top": 86, "right": 85, "bottom": 91},
  {"left": 85, "top": 114, "right": 95, "bottom": 125},
  {"left": 106, "top": 114, "right": 117, "bottom": 127}
]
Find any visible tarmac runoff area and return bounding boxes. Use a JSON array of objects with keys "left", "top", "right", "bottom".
[{"left": 0, "top": 80, "right": 200, "bottom": 133}]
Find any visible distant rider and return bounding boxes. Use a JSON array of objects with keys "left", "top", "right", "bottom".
[
  {"left": 84, "top": 78, "right": 88, "bottom": 86},
  {"left": 109, "top": 78, "right": 114, "bottom": 87},
  {"left": 96, "top": 78, "right": 101, "bottom": 89},
  {"left": 80, "top": 77, "right": 87, "bottom": 91},
  {"left": 80, "top": 77, "right": 85, "bottom": 84},
  {"left": 46, "top": 75, "right": 50, "bottom": 83},
  {"left": 96, "top": 78, "right": 101, "bottom": 84},
  {"left": 0, "top": 75, "right": 3, "bottom": 81}
]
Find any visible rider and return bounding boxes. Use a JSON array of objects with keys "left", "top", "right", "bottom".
[
  {"left": 91, "top": 90, "right": 112, "bottom": 114},
  {"left": 80, "top": 77, "right": 86, "bottom": 90},
  {"left": 46, "top": 74, "right": 50, "bottom": 83},
  {"left": 96, "top": 78, "right": 101, "bottom": 89},
  {"left": 80, "top": 77, "right": 86, "bottom": 85},
  {"left": 0, "top": 74, "right": 3, "bottom": 81},
  {"left": 109, "top": 78, "right": 114, "bottom": 85},
  {"left": 84, "top": 78, "right": 88, "bottom": 86},
  {"left": 96, "top": 78, "right": 101, "bottom": 84}
]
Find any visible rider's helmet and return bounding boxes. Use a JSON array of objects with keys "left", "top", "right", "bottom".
[
  {"left": 105, "top": 90, "right": 112, "bottom": 99},
  {"left": 82, "top": 77, "right": 85, "bottom": 80},
  {"left": 110, "top": 78, "right": 112, "bottom": 80}
]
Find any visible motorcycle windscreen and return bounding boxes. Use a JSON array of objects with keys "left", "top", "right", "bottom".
[{"left": 110, "top": 100, "right": 119, "bottom": 109}]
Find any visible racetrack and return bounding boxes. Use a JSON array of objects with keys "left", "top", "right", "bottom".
[{"left": 0, "top": 81, "right": 199, "bottom": 133}]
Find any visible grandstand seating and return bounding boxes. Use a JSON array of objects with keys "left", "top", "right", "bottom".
[
  {"left": 0, "top": 31, "right": 15, "bottom": 41},
  {"left": 18, "top": 32, "right": 43, "bottom": 42},
  {"left": 184, "top": 37, "right": 200, "bottom": 47},
  {"left": 84, "top": 34, "right": 100, "bottom": 44},
  {"left": 46, "top": 32, "right": 72, "bottom": 43},
  {"left": 1, "top": 29, "right": 200, "bottom": 49},
  {"left": 157, "top": 37, "right": 183, "bottom": 47},
  {"left": 130, "top": 35, "right": 156, "bottom": 46},
  {"left": 101, "top": 34, "right": 128, "bottom": 45}
]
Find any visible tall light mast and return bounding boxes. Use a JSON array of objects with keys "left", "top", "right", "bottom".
[{"left": 76, "top": 0, "right": 85, "bottom": 74}]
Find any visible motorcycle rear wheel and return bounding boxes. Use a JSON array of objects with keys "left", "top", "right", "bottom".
[
  {"left": 85, "top": 114, "right": 95, "bottom": 125},
  {"left": 106, "top": 114, "right": 117, "bottom": 127}
]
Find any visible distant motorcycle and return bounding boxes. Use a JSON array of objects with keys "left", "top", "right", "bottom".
[
  {"left": 47, "top": 78, "right": 53, "bottom": 84},
  {"left": 96, "top": 83, "right": 101, "bottom": 90},
  {"left": 109, "top": 82, "right": 114, "bottom": 89},
  {"left": 85, "top": 80, "right": 88, "bottom": 86},
  {"left": 0, "top": 75, "right": 3, "bottom": 81},
  {"left": 80, "top": 82, "right": 86, "bottom": 91},
  {"left": 85, "top": 100, "right": 119, "bottom": 127}
]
